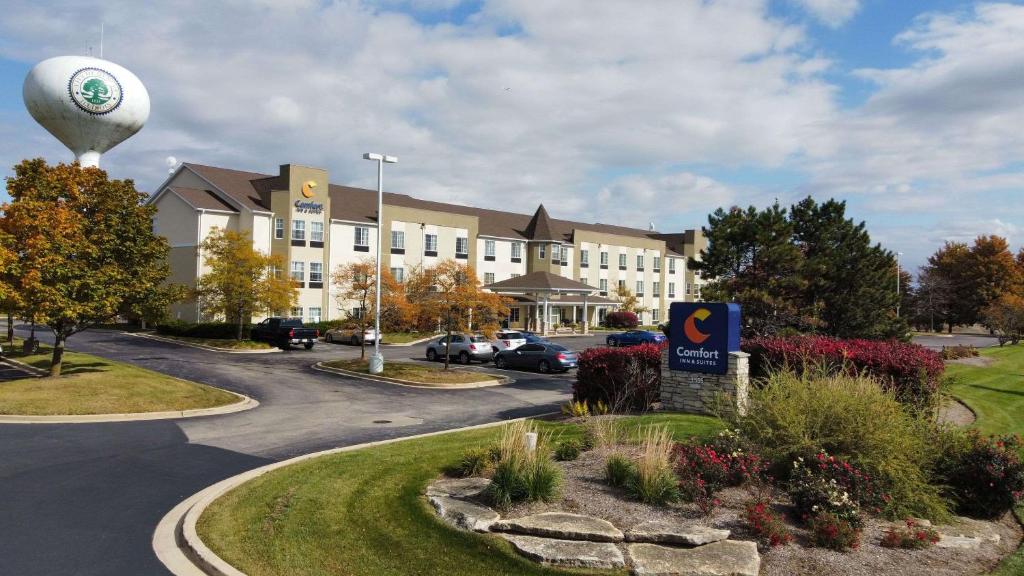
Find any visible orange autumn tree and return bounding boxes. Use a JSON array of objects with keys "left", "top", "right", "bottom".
[
  {"left": 982, "top": 294, "right": 1024, "bottom": 346},
  {"left": 331, "top": 260, "right": 411, "bottom": 359},
  {"left": 406, "top": 260, "right": 510, "bottom": 369}
]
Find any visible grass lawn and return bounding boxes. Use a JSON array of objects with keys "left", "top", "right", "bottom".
[
  {"left": 0, "top": 338, "right": 240, "bottom": 415},
  {"left": 154, "top": 334, "right": 273, "bottom": 350},
  {"left": 945, "top": 345, "right": 1024, "bottom": 576},
  {"left": 198, "top": 414, "right": 722, "bottom": 576},
  {"left": 322, "top": 359, "right": 498, "bottom": 385},
  {"left": 384, "top": 332, "right": 441, "bottom": 344}
]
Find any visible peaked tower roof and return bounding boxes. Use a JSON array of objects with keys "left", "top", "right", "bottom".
[{"left": 523, "top": 204, "right": 558, "bottom": 241}]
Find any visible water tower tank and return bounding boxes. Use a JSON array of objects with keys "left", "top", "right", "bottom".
[{"left": 23, "top": 55, "right": 150, "bottom": 168}]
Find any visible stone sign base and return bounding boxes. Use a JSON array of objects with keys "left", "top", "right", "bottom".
[{"left": 661, "top": 351, "right": 749, "bottom": 416}]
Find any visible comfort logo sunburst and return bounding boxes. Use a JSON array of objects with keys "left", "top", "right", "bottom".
[
  {"left": 683, "top": 308, "right": 711, "bottom": 344},
  {"left": 301, "top": 180, "right": 317, "bottom": 198}
]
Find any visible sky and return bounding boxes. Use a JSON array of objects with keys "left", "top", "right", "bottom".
[{"left": 1, "top": 0, "right": 1023, "bottom": 272}]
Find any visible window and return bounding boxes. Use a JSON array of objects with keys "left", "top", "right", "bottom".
[
  {"left": 274, "top": 218, "right": 284, "bottom": 239},
  {"left": 618, "top": 279, "right": 626, "bottom": 291},
  {"left": 599, "top": 308, "right": 607, "bottom": 322},
  {"left": 653, "top": 281, "right": 660, "bottom": 297},
  {"left": 511, "top": 273, "right": 521, "bottom": 278},
  {"left": 652, "top": 309, "right": 659, "bottom": 322},
  {"left": 354, "top": 226, "right": 369, "bottom": 247},
  {"left": 456, "top": 237, "right": 469, "bottom": 257},
  {"left": 600, "top": 251, "right": 609, "bottom": 268},
  {"left": 290, "top": 261, "right": 304, "bottom": 283},
  {"left": 580, "top": 249, "right": 589, "bottom": 267},
  {"left": 292, "top": 220, "right": 305, "bottom": 241},
  {"left": 636, "top": 254, "right": 644, "bottom": 270},
  {"left": 424, "top": 234, "right": 438, "bottom": 254},
  {"left": 311, "top": 221, "right": 324, "bottom": 243},
  {"left": 599, "top": 278, "right": 608, "bottom": 294},
  {"left": 291, "top": 306, "right": 303, "bottom": 318},
  {"left": 636, "top": 280, "right": 644, "bottom": 296},
  {"left": 391, "top": 230, "right": 405, "bottom": 250},
  {"left": 687, "top": 284, "right": 692, "bottom": 295},
  {"left": 511, "top": 242, "right": 522, "bottom": 261},
  {"left": 560, "top": 246, "right": 568, "bottom": 262},
  {"left": 668, "top": 282, "right": 676, "bottom": 298},
  {"left": 484, "top": 272, "right": 495, "bottom": 285},
  {"left": 580, "top": 276, "right": 588, "bottom": 287},
  {"left": 539, "top": 244, "right": 546, "bottom": 259},
  {"left": 669, "top": 258, "right": 677, "bottom": 274},
  {"left": 618, "top": 253, "right": 627, "bottom": 269},
  {"left": 552, "top": 244, "right": 560, "bottom": 264},
  {"left": 351, "top": 307, "right": 364, "bottom": 319},
  {"left": 485, "top": 240, "right": 496, "bottom": 258},
  {"left": 390, "top": 267, "right": 404, "bottom": 283},
  {"left": 509, "top": 307, "right": 520, "bottom": 323},
  {"left": 308, "top": 307, "right": 322, "bottom": 323},
  {"left": 653, "top": 256, "right": 661, "bottom": 272},
  {"left": 309, "top": 262, "right": 323, "bottom": 284}
]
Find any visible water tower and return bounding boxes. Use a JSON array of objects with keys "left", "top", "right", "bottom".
[{"left": 23, "top": 55, "right": 150, "bottom": 168}]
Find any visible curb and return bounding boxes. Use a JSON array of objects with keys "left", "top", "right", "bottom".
[
  {"left": 0, "top": 394, "right": 258, "bottom": 424},
  {"left": 311, "top": 362, "right": 512, "bottom": 389},
  {"left": 154, "top": 414, "right": 557, "bottom": 576},
  {"left": 127, "top": 333, "right": 282, "bottom": 354},
  {"left": 380, "top": 334, "right": 443, "bottom": 347}
]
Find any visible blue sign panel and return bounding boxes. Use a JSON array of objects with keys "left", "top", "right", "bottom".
[{"left": 668, "top": 302, "right": 741, "bottom": 374}]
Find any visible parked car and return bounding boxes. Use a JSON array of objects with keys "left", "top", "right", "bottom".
[
  {"left": 491, "top": 330, "right": 528, "bottom": 354},
  {"left": 250, "top": 317, "right": 319, "bottom": 349},
  {"left": 605, "top": 329, "right": 666, "bottom": 347},
  {"left": 324, "top": 326, "right": 379, "bottom": 345},
  {"left": 494, "top": 342, "right": 578, "bottom": 373},
  {"left": 521, "top": 332, "right": 549, "bottom": 344},
  {"left": 425, "top": 333, "right": 493, "bottom": 364}
]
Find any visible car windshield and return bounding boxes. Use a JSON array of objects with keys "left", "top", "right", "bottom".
[
  {"left": 470, "top": 336, "right": 489, "bottom": 343},
  {"left": 501, "top": 332, "right": 524, "bottom": 339},
  {"left": 550, "top": 344, "right": 569, "bottom": 352},
  {"left": 280, "top": 319, "right": 304, "bottom": 326}
]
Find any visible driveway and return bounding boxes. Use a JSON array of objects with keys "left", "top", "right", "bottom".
[
  {"left": 0, "top": 327, "right": 574, "bottom": 576},
  {"left": 911, "top": 332, "right": 1000, "bottom": 351}
]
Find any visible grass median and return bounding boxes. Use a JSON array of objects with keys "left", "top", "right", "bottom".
[
  {"left": 152, "top": 334, "right": 274, "bottom": 350},
  {"left": 322, "top": 358, "right": 498, "bottom": 385},
  {"left": 197, "top": 414, "right": 722, "bottom": 576},
  {"left": 0, "top": 338, "right": 240, "bottom": 415}
]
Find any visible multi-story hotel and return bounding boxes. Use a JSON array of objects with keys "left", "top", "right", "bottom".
[{"left": 149, "top": 162, "right": 705, "bottom": 330}]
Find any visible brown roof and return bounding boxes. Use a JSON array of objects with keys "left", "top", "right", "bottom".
[
  {"left": 484, "top": 271, "right": 597, "bottom": 293},
  {"left": 178, "top": 162, "right": 670, "bottom": 242},
  {"left": 167, "top": 187, "right": 239, "bottom": 212},
  {"left": 523, "top": 204, "right": 558, "bottom": 241},
  {"left": 512, "top": 294, "right": 618, "bottom": 305}
]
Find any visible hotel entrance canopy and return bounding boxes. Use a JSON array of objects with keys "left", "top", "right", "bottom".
[{"left": 483, "top": 271, "right": 618, "bottom": 335}]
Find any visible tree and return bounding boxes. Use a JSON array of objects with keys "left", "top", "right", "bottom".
[
  {"left": 405, "top": 260, "right": 510, "bottom": 369},
  {"left": 965, "top": 235, "right": 1020, "bottom": 323},
  {"left": 331, "top": 260, "right": 409, "bottom": 359},
  {"left": 1, "top": 159, "right": 171, "bottom": 376},
  {"left": 195, "top": 228, "right": 296, "bottom": 340},
  {"left": 614, "top": 285, "right": 648, "bottom": 315},
  {"left": 982, "top": 294, "right": 1024, "bottom": 345},
  {"left": 925, "top": 242, "right": 979, "bottom": 332}
]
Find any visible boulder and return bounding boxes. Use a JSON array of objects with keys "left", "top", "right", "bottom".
[
  {"left": 501, "top": 534, "right": 625, "bottom": 570},
  {"left": 935, "top": 516, "right": 1002, "bottom": 550},
  {"left": 492, "top": 512, "right": 625, "bottom": 542},
  {"left": 628, "top": 541, "right": 760, "bottom": 576},
  {"left": 429, "top": 495, "right": 500, "bottom": 532},
  {"left": 425, "top": 477, "right": 491, "bottom": 499},
  {"left": 625, "top": 521, "right": 730, "bottom": 546}
]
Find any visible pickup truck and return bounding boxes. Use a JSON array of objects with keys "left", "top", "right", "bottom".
[{"left": 250, "top": 317, "right": 319, "bottom": 349}]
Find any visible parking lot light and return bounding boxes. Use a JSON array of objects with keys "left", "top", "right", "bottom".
[{"left": 363, "top": 152, "right": 398, "bottom": 374}]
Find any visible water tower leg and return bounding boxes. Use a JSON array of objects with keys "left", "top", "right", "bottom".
[{"left": 77, "top": 150, "right": 101, "bottom": 168}]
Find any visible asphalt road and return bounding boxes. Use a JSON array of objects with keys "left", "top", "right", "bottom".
[{"left": 0, "top": 327, "right": 578, "bottom": 576}]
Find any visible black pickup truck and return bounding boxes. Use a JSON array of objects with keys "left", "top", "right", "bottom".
[{"left": 250, "top": 317, "right": 319, "bottom": 349}]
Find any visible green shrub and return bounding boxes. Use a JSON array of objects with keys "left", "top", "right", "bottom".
[
  {"left": 605, "top": 453, "right": 634, "bottom": 487},
  {"left": 555, "top": 440, "right": 582, "bottom": 461},
  {"left": 625, "top": 426, "right": 679, "bottom": 505},
  {"left": 809, "top": 512, "right": 861, "bottom": 551},
  {"left": 729, "top": 371, "right": 949, "bottom": 520},
  {"left": 483, "top": 421, "right": 562, "bottom": 508},
  {"left": 456, "top": 446, "right": 495, "bottom": 477},
  {"left": 933, "top": 428, "right": 1024, "bottom": 518},
  {"left": 155, "top": 321, "right": 251, "bottom": 339}
]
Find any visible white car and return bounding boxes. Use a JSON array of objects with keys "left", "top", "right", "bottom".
[
  {"left": 324, "top": 327, "right": 379, "bottom": 345},
  {"left": 491, "top": 330, "right": 527, "bottom": 354}
]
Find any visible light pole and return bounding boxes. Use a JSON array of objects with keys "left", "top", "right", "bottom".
[
  {"left": 896, "top": 251, "right": 903, "bottom": 318},
  {"left": 363, "top": 152, "right": 398, "bottom": 374}
]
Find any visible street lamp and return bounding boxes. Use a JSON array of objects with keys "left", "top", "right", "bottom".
[
  {"left": 363, "top": 152, "right": 398, "bottom": 374},
  {"left": 896, "top": 251, "right": 903, "bottom": 318}
]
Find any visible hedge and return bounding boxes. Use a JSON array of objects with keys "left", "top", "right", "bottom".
[
  {"left": 604, "top": 311, "right": 639, "bottom": 329},
  {"left": 742, "top": 335, "right": 945, "bottom": 411},
  {"left": 156, "top": 321, "right": 251, "bottom": 339},
  {"left": 574, "top": 343, "right": 661, "bottom": 411}
]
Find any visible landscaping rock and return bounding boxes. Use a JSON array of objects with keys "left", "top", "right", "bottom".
[
  {"left": 501, "top": 534, "right": 625, "bottom": 570},
  {"left": 429, "top": 495, "right": 500, "bottom": 532},
  {"left": 628, "top": 541, "right": 760, "bottom": 576},
  {"left": 425, "top": 477, "right": 491, "bottom": 498},
  {"left": 625, "top": 521, "right": 730, "bottom": 546},
  {"left": 935, "top": 516, "right": 1002, "bottom": 550},
  {"left": 492, "top": 512, "right": 625, "bottom": 542}
]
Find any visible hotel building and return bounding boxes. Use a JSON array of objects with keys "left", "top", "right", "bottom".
[{"left": 149, "top": 162, "right": 706, "bottom": 329}]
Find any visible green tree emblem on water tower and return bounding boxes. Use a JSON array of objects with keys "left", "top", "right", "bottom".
[
  {"left": 80, "top": 78, "right": 111, "bottom": 105},
  {"left": 68, "top": 67, "right": 123, "bottom": 115}
]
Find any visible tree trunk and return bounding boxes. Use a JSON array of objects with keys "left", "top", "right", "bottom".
[
  {"left": 360, "top": 324, "right": 367, "bottom": 360},
  {"left": 50, "top": 333, "right": 66, "bottom": 377},
  {"left": 237, "top": 305, "right": 245, "bottom": 341},
  {"left": 443, "top": 315, "right": 452, "bottom": 371},
  {"left": 6, "top": 310, "right": 12, "bottom": 342}
]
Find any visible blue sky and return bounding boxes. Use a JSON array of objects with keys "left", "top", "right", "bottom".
[{"left": 1, "top": 0, "right": 1023, "bottom": 272}]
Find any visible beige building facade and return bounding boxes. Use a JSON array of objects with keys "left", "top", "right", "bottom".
[{"left": 149, "top": 162, "right": 706, "bottom": 327}]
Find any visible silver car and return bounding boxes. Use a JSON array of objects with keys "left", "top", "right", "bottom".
[
  {"left": 324, "top": 326, "right": 379, "bottom": 345},
  {"left": 425, "top": 333, "right": 493, "bottom": 364}
]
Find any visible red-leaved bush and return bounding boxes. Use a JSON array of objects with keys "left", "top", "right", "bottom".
[
  {"left": 742, "top": 336, "right": 944, "bottom": 411},
  {"left": 574, "top": 344, "right": 661, "bottom": 411},
  {"left": 604, "top": 311, "right": 639, "bottom": 328}
]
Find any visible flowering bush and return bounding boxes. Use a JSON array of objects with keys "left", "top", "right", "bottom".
[
  {"left": 674, "top": 441, "right": 765, "bottom": 498},
  {"left": 788, "top": 455, "right": 863, "bottom": 529},
  {"left": 742, "top": 335, "right": 945, "bottom": 411},
  {"left": 744, "top": 499, "right": 793, "bottom": 547},
  {"left": 809, "top": 512, "right": 861, "bottom": 551},
  {"left": 574, "top": 344, "right": 661, "bottom": 411},
  {"left": 880, "top": 519, "right": 940, "bottom": 549},
  {"left": 935, "top": 430, "right": 1024, "bottom": 518},
  {"left": 605, "top": 311, "right": 639, "bottom": 328}
]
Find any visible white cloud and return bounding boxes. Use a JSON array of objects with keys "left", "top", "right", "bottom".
[
  {"left": 593, "top": 172, "right": 737, "bottom": 230},
  {"left": 790, "top": 0, "right": 861, "bottom": 28}
]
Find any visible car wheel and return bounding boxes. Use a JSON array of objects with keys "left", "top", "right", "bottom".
[
  {"left": 304, "top": 343, "right": 314, "bottom": 350},
  {"left": 538, "top": 360, "right": 551, "bottom": 373},
  {"left": 459, "top": 351, "right": 471, "bottom": 365},
  {"left": 427, "top": 348, "right": 437, "bottom": 362},
  {"left": 495, "top": 356, "right": 507, "bottom": 369},
  {"left": 607, "top": 338, "right": 617, "bottom": 347},
  {"left": 351, "top": 335, "right": 359, "bottom": 346},
  {"left": 325, "top": 333, "right": 334, "bottom": 343}
]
